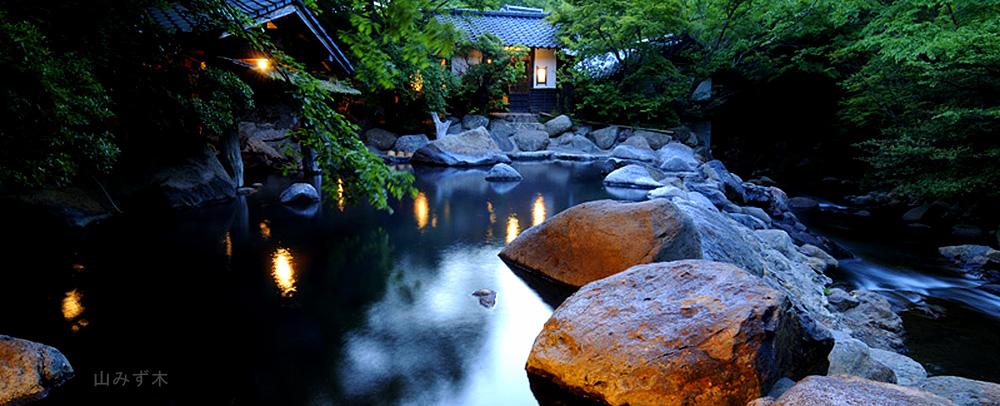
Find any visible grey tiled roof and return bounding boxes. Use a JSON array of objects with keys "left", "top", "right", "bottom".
[
  {"left": 148, "top": 0, "right": 354, "bottom": 75},
  {"left": 437, "top": 8, "right": 560, "bottom": 49},
  {"left": 149, "top": 0, "right": 294, "bottom": 33}
]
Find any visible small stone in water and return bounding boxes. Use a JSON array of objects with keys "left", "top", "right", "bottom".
[{"left": 472, "top": 289, "right": 497, "bottom": 309}]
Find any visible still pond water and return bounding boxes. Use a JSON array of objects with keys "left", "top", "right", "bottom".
[{"left": 1, "top": 161, "right": 997, "bottom": 405}]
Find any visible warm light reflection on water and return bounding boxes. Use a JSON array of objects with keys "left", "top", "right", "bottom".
[
  {"left": 414, "top": 192, "right": 429, "bottom": 230},
  {"left": 532, "top": 194, "right": 546, "bottom": 226},
  {"left": 337, "top": 178, "right": 346, "bottom": 211},
  {"left": 487, "top": 201, "right": 496, "bottom": 224},
  {"left": 260, "top": 221, "right": 271, "bottom": 239},
  {"left": 225, "top": 232, "right": 232, "bottom": 258},
  {"left": 506, "top": 215, "right": 521, "bottom": 244},
  {"left": 62, "top": 289, "right": 88, "bottom": 332},
  {"left": 272, "top": 248, "right": 297, "bottom": 297}
]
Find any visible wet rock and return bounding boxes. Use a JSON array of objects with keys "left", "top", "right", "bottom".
[
  {"left": 527, "top": 260, "right": 829, "bottom": 406},
  {"left": 610, "top": 144, "right": 656, "bottom": 162},
  {"left": 671, "top": 194, "right": 834, "bottom": 321},
  {"left": 768, "top": 377, "right": 797, "bottom": 399},
  {"left": 772, "top": 375, "right": 953, "bottom": 405},
  {"left": 0, "top": 335, "right": 74, "bottom": 405},
  {"left": 151, "top": 145, "right": 236, "bottom": 209},
  {"left": 488, "top": 119, "right": 519, "bottom": 139},
  {"left": 869, "top": 348, "right": 926, "bottom": 386},
  {"left": 798, "top": 244, "right": 839, "bottom": 272},
  {"left": 364, "top": 128, "right": 398, "bottom": 150},
  {"left": 838, "top": 291, "right": 905, "bottom": 351},
  {"left": 544, "top": 115, "right": 572, "bottom": 136},
  {"left": 484, "top": 163, "right": 523, "bottom": 182},
  {"left": 411, "top": 127, "right": 512, "bottom": 166},
  {"left": 657, "top": 142, "right": 700, "bottom": 172},
  {"left": 393, "top": 134, "right": 430, "bottom": 154},
  {"left": 462, "top": 114, "right": 489, "bottom": 130},
  {"left": 280, "top": 183, "right": 320, "bottom": 205},
  {"left": 827, "top": 337, "right": 897, "bottom": 383},
  {"left": 730, "top": 213, "right": 770, "bottom": 230},
  {"left": 915, "top": 375, "right": 1000, "bottom": 406},
  {"left": 634, "top": 130, "right": 672, "bottom": 150},
  {"left": 550, "top": 135, "right": 600, "bottom": 154},
  {"left": 587, "top": 126, "right": 619, "bottom": 149},
  {"left": 826, "top": 288, "right": 859, "bottom": 312},
  {"left": 471, "top": 289, "right": 497, "bottom": 309},
  {"left": 512, "top": 129, "right": 550, "bottom": 152},
  {"left": 939, "top": 245, "right": 1000, "bottom": 270},
  {"left": 622, "top": 135, "right": 652, "bottom": 150},
  {"left": 499, "top": 199, "right": 701, "bottom": 288},
  {"left": 647, "top": 185, "right": 686, "bottom": 200},
  {"left": 603, "top": 164, "right": 663, "bottom": 189}
]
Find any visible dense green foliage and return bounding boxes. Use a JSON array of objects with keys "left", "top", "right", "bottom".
[
  {"left": 556, "top": 0, "right": 1000, "bottom": 200},
  {"left": 0, "top": 11, "right": 117, "bottom": 188},
  {"left": 450, "top": 35, "right": 527, "bottom": 114}
]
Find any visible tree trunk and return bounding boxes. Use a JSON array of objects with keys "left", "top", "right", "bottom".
[{"left": 431, "top": 112, "right": 451, "bottom": 139}]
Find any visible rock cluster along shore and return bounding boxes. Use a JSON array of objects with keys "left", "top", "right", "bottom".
[{"left": 482, "top": 115, "right": 999, "bottom": 405}]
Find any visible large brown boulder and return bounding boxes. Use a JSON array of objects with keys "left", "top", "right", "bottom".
[
  {"left": 0, "top": 335, "right": 74, "bottom": 405},
  {"left": 527, "top": 260, "right": 829, "bottom": 406},
  {"left": 499, "top": 199, "right": 701, "bottom": 288},
  {"left": 771, "top": 375, "right": 954, "bottom": 405}
]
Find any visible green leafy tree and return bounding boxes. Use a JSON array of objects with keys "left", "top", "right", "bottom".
[
  {"left": 450, "top": 34, "right": 527, "bottom": 114},
  {"left": 0, "top": 11, "right": 118, "bottom": 188}
]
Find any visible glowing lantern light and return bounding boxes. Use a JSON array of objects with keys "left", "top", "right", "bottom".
[
  {"left": 255, "top": 58, "right": 271, "bottom": 72},
  {"left": 535, "top": 65, "right": 547, "bottom": 85}
]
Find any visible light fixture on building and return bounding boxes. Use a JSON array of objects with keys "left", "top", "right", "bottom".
[{"left": 535, "top": 65, "right": 547, "bottom": 84}]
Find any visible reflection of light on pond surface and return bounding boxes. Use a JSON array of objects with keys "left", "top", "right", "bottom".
[
  {"left": 272, "top": 248, "right": 297, "bottom": 297},
  {"left": 532, "top": 194, "right": 546, "bottom": 226},
  {"left": 337, "top": 178, "right": 345, "bottom": 211},
  {"left": 62, "top": 289, "right": 88, "bottom": 332},
  {"left": 505, "top": 215, "right": 520, "bottom": 244},
  {"left": 414, "top": 192, "right": 429, "bottom": 230},
  {"left": 259, "top": 221, "right": 271, "bottom": 239},
  {"left": 486, "top": 201, "right": 496, "bottom": 224},
  {"left": 225, "top": 232, "right": 232, "bottom": 258}
]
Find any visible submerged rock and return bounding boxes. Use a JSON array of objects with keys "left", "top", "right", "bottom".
[
  {"left": 527, "top": 260, "right": 829, "bottom": 406},
  {"left": 772, "top": 375, "right": 953, "bottom": 406},
  {"left": 484, "top": 163, "right": 523, "bottom": 182},
  {"left": 411, "top": 127, "right": 512, "bottom": 166},
  {"left": 499, "top": 199, "right": 701, "bottom": 288},
  {"left": 0, "top": 335, "right": 74, "bottom": 405},
  {"left": 915, "top": 375, "right": 1000, "bottom": 406},
  {"left": 603, "top": 164, "right": 663, "bottom": 189}
]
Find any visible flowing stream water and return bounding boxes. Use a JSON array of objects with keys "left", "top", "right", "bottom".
[{"left": 1, "top": 161, "right": 997, "bottom": 405}]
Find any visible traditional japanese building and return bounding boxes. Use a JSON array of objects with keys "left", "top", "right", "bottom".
[{"left": 437, "top": 5, "right": 561, "bottom": 113}]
